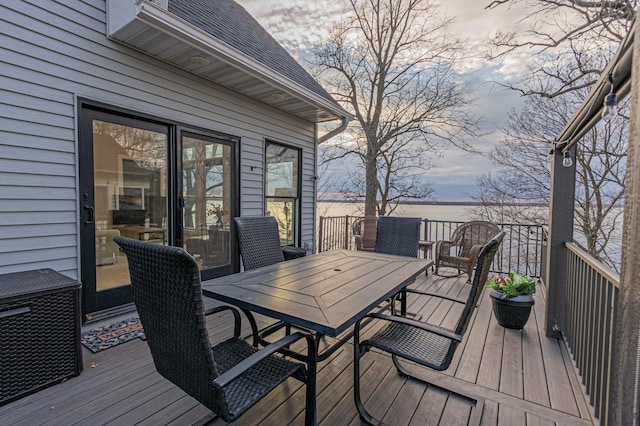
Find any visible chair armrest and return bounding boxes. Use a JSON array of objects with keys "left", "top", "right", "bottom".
[
  {"left": 403, "top": 288, "right": 466, "bottom": 304},
  {"left": 359, "top": 312, "right": 462, "bottom": 343},
  {"left": 204, "top": 305, "right": 242, "bottom": 337},
  {"left": 212, "top": 331, "right": 311, "bottom": 389},
  {"left": 468, "top": 244, "right": 483, "bottom": 265},
  {"left": 435, "top": 239, "right": 456, "bottom": 255},
  {"left": 467, "top": 244, "right": 484, "bottom": 276}
]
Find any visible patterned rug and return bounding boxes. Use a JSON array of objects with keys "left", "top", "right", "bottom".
[{"left": 81, "top": 317, "right": 146, "bottom": 353}]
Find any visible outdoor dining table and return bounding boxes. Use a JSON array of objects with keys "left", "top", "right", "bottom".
[{"left": 201, "top": 249, "right": 433, "bottom": 362}]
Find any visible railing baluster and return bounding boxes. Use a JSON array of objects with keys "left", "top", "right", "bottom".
[{"left": 562, "top": 242, "right": 619, "bottom": 426}]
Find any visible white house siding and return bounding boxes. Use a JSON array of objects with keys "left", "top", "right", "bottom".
[{"left": 0, "top": 0, "right": 318, "bottom": 277}]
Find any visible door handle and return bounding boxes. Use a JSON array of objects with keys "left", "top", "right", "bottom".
[{"left": 84, "top": 204, "right": 95, "bottom": 224}]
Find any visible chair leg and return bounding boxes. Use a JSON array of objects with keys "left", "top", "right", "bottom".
[
  {"left": 303, "top": 335, "right": 318, "bottom": 426},
  {"left": 353, "top": 329, "right": 381, "bottom": 425}
]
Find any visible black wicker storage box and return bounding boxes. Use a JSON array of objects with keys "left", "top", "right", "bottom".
[{"left": 0, "top": 269, "right": 82, "bottom": 406}]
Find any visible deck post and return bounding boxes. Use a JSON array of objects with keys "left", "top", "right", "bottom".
[
  {"left": 608, "top": 14, "right": 640, "bottom": 426},
  {"left": 544, "top": 144, "right": 576, "bottom": 338},
  {"left": 318, "top": 216, "right": 324, "bottom": 253}
]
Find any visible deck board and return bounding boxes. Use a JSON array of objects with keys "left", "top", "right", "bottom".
[{"left": 0, "top": 272, "right": 593, "bottom": 425}]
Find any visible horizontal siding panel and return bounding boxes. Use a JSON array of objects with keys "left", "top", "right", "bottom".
[
  {"left": 0, "top": 234, "right": 76, "bottom": 253},
  {"left": 0, "top": 246, "right": 77, "bottom": 267},
  {"left": 1, "top": 90, "right": 72, "bottom": 121},
  {"left": 0, "top": 117, "right": 75, "bottom": 141},
  {"left": 0, "top": 101, "right": 74, "bottom": 129},
  {"left": 0, "top": 199, "right": 76, "bottom": 212},
  {"left": 0, "top": 258, "right": 78, "bottom": 278},
  {"left": 0, "top": 158, "right": 75, "bottom": 177},
  {"left": 0, "top": 132, "right": 75, "bottom": 153},
  {"left": 0, "top": 172, "right": 76, "bottom": 188},
  {"left": 1, "top": 223, "right": 77, "bottom": 238},
  {"left": 0, "top": 144, "right": 75, "bottom": 165},
  {"left": 0, "top": 75, "right": 72, "bottom": 105},
  {"left": 0, "top": 186, "right": 75, "bottom": 201},
  {"left": 0, "top": 212, "right": 77, "bottom": 226}
]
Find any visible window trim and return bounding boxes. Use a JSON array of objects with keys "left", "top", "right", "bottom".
[{"left": 264, "top": 140, "right": 302, "bottom": 246}]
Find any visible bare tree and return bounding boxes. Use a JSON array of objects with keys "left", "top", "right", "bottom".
[
  {"left": 472, "top": 91, "right": 627, "bottom": 271},
  {"left": 312, "top": 0, "right": 477, "bottom": 216},
  {"left": 485, "top": 0, "right": 636, "bottom": 97},
  {"left": 476, "top": 0, "right": 635, "bottom": 270}
]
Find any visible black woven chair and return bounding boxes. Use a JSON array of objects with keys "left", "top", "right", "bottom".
[
  {"left": 234, "top": 216, "right": 285, "bottom": 271},
  {"left": 353, "top": 232, "right": 505, "bottom": 425},
  {"left": 374, "top": 216, "right": 421, "bottom": 257},
  {"left": 114, "top": 236, "right": 317, "bottom": 425}
]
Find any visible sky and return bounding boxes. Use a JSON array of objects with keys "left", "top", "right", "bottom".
[{"left": 236, "top": 0, "right": 534, "bottom": 201}]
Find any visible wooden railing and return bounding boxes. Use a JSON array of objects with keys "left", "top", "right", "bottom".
[
  {"left": 563, "top": 242, "right": 619, "bottom": 425},
  {"left": 317, "top": 216, "right": 545, "bottom": 277}
]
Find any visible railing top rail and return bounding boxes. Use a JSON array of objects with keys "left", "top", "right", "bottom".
[{"left": 565, "top": 241, "right": 620, "bottom": 287}]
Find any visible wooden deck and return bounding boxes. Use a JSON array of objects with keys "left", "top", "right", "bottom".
[{"left": 0, "top": 272, "right": 593, "bottom": 425}]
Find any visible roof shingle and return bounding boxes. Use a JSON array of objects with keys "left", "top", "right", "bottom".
[{"left": 168, "top": 0, "right": 338, "bottom": 106}]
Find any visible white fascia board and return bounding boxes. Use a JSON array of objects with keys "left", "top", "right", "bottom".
[{"left": 107, "top": 0, "right": 350, "bottom": 121}]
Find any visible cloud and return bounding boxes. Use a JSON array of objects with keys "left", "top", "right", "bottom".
[{"left": 237, "top": 0, "right": 528, "bottom": 202}]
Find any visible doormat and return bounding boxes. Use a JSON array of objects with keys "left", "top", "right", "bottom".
[{"left": 81, "top": 317, "right": 146, "bottom": 353}]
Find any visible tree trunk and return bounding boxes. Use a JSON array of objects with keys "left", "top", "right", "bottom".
[{"left": 364, "top": 147, "right": 377, "bottom": 216}]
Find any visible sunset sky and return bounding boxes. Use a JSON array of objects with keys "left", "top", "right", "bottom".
[{"left": 237, "top": 0, "right": 534, "bottom": 201}]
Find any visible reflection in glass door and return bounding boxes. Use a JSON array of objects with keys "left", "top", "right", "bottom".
[
  {"left": 81, "top": 113, "right": 168, "bottom": 315},
  {"left": 265, "top": 142, "right": 300, "bottom": 245},
  {"left": 182, "top": 133, "right": 236, "bottom": 279}
]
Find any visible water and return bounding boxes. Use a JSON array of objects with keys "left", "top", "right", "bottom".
[
  {"left": 316, "top": 201, "right": 623, "bottom": 272},
  {"left": 317, "top": 201, "right": 480, "bottom": 221}
]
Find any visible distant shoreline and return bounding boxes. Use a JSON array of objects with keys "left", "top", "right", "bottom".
[{"left": 317, "top": 200, "right": 549, "bottom": 207}]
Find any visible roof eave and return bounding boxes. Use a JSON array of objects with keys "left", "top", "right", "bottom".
[{"left": 106, "top": 0, "right": 351, "bottom": 123}]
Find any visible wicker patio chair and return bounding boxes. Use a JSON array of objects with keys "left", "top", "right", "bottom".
[
  {"left": 114, "top": 236, "right": 317, "bottom": 425},
  {"left": 374, "top": 216, "right": 421, "bottom": 258},
  {"left": 352, "top": 216, "right": 377, "bottom": 251},
  {"left": 353, "top": 232, "right": 505, "bottom": 425},
  {"left": 435, "top": 220, "right": 501, "bottom": 282},
  {"left": 234, "top": 216, "right": 285, "bottom": 271}
]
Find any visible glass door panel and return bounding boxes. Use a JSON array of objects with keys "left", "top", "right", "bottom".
[
  {"left": 93, "top": 120, "right": 168, "bottom": 292},
  {"left": 182, "top": 135, "right": 233, "bottom": 277}
]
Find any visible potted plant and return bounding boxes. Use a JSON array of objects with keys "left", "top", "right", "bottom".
[
  {"left": 207, "top": 205, "right": 227, "bottom": 229},
  {"left": 486, "top": 272, "right": 537, "bottom": 329}
]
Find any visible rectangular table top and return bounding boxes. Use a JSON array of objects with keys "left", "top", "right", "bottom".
[{"left": 202, "top": 250, "right": 433, "bottom": 337}]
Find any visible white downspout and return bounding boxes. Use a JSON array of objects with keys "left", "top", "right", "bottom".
[{"left": 318, "top": 116, "right": 350, "bottom": 144}]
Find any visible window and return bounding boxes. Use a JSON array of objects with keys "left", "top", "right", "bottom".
[{"left": 265, "top": 142, "right": 300, "bottom": 246}]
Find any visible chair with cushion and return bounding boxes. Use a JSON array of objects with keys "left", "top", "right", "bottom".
[
  {"left": 374, "top": 216, "right": 421, "bottom": 258},
  {"left": 435, "top": 220, "right": 501, "bottom": 282},
  {"left": 352, "top": 216, "right": 377, "bottom": 251},
  {"left": 234, "top": 216, "right": 285, "bottom": 271},
  {"left": 353, "top": 232, "right": 505, "bottom": 425},
  {"left": 114, "top": 236, "right": 317, "bottom": 425}
]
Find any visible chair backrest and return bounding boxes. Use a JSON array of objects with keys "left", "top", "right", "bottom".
[
  {"left": 113, "top": 237, "right": 225, "bottom": 414},
  {"left": 451, "top": 221, "right": 501, "bottom": 257},
  {"left": 454, "top": 231, "right": 505, "bottom": 336},
  {"left": 352, "top": 216, "right": 378, "bottom": 251},
  {"left": 374, "top": 216, "right": 421, "bottom": 257},
  {"left": 234, "top": 216, "right": 285, "bottom": 270}
]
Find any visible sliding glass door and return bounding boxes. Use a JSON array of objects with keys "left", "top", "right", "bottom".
[
  {"left": 181, "top": 131, "right": 238, "bottom": 280},
  {"left": 79, "top": 104, "right": 240, "bottom": 319}
]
